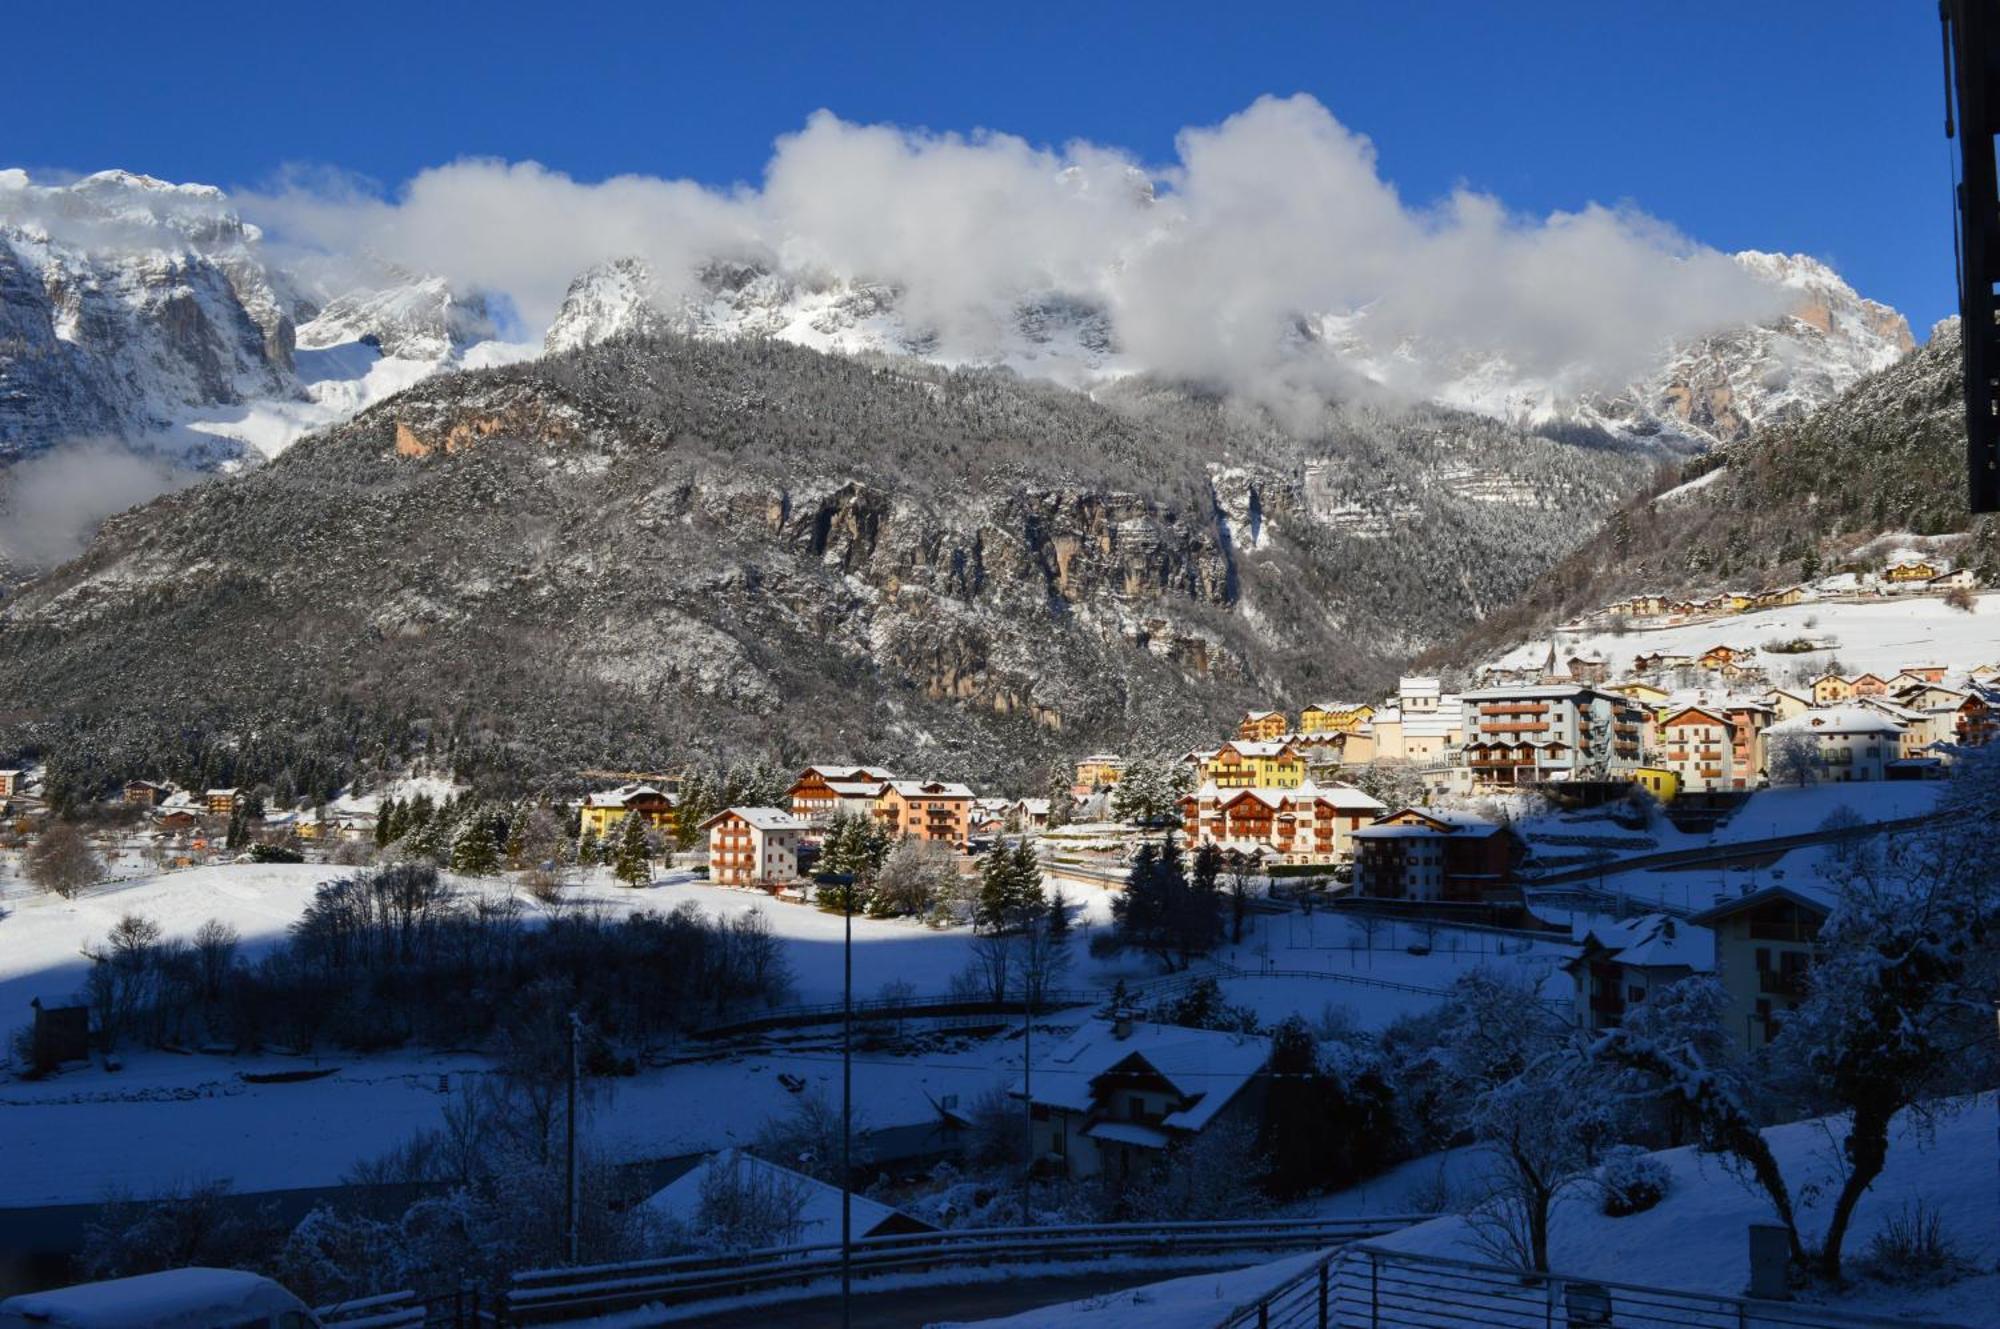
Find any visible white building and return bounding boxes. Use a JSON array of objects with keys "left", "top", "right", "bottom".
[
  {"left": 1765, "top": 706, "right": 1905, "bottom": 783},
  {"left": 1458, "top": 684, "right": 1647, "bottom": 786},
  {"left": 1016, "top": 1018, "right": 1270, "bottom": 1182},
  {"left": 702, "top": 806, "right": 811, "bottom": 886}
]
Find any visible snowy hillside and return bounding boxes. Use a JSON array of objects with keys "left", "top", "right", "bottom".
[
  {"left": 1371, "top": 1095, "right": 1999, "bottom": 1323},
  {"left": 1490, "top": 592, "right": 2000, "bottom": 684}
]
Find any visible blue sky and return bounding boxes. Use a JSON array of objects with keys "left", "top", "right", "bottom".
[{"left": 11, "top": 2, "right": 1957, "bottom": 335}]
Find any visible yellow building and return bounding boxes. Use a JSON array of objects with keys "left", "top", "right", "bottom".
[
  {"left": 1631, "top": 767, "right": 1682, "bottom": 802},
  {"left": 580, "top": 783, "right": 678, "bottom": 840},
  {"left": 1235, "top": 710, "right": 1290, "bottom": 741},
  {"left": 1073, "top": 753, "right": 1126, "bottom": 790},
  {"left": 1810, "top": 673, "right": 1856, "bottom": 706},
  {"left": 1607, "top": 680, "right": 1669, "bottom": 706},
  {"left": 1885, "top": 560, "right": 1939, "bottom": 583},
  {"left": 1201, "top": 741, "right": 1307, "bottom": 789},
  {"left": 1298, "top": 702, "right": 1374, "bottom": 735}
]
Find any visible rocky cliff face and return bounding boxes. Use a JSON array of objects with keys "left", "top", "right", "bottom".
[{"left": 0, "top": 333, "right": 1645, "bottom": 792}]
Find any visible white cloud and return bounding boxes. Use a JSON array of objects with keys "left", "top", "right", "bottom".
[
  {"left": 0, "top": 441, "right": 201, "bottom": 571},
  {"left": 239, "top": 94, "right": 1785, "bottom": 404}
]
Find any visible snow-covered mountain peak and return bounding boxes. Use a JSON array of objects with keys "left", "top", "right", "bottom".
[
  {"left": 298, "top": 275, "right": 498, "bottom": 361},
  {"left": 0, "top": 168, "right": 527, "bottom": 471}
]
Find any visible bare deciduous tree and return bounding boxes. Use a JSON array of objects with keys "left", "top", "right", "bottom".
[{"left": 27, "top": 821, "right": 103, "bottom": 898}]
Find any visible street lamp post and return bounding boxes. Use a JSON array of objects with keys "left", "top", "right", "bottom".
[{"left": 817, "top": 870, "right": 858, "bottom": 1329}]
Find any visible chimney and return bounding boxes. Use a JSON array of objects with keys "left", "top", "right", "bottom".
[{"left": 1111, "top": 1009, "right": 1135, "bottom": 1040}]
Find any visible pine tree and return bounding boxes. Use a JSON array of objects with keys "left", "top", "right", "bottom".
[
  {"left": 1046, "top": 887, "right": 1071, "bottom": 939},
  {"left": 450, "top": 806, "right": 501, "bottom": 876},
  {"left": 1045, "top": 766, "right": 1076, "bottom": 830},
  {"left": 504, "top": 807, "right": 528, "bottom": 869},
  {"left": 375, "top": 798, "right": 398, "bottom": 848},
  {"left": 976, "top": 844, "right": 1016, "bottom": 932},
  {"left": 675, "top": 770, "right": 716, "bottom": 850},
  {"left": 404, "top": 812, "right": 448, "bottom": 865},
  {"left": 612, "top": 813, "right": 652, "bottom": 887},
  {"left": 576, "top": 828, "right": 602, "bottom": 868},
  {"left": 1009, "top": 839, "right": 1046, "bottom": 920}
]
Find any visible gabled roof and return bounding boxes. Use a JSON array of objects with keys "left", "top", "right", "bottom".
[
  {"left": 885, "top": 779, "right": 974, "bottom": 799},
  {"left": 583, "top": 782, "right": 674, "bottom": 808},
  {"left": 1658, "top": 705, "right": 1731, "bottom": 728},
  {"left": 1022, "top": 1019, "right": 1270, "bottom": 1133},
  {"left": 1218, "top": 740, "right": 1297, "bottom": 759},
  {"left": 1689, "top": 882, "right": 1835, "bottom": 927},
  {"left": 1767, "top": 705, "right": 1905, "bottom": 737},
  {"left": 702, "top": 806, "right": 811, "bottom": 832},
  {"left": 802, "top": 764, "right": 898, "bottom": 782},
  {"left": 641, "top": 1149, "right": 926, "bottom": 1244},
  {"left": 1567, "top": 913, "right": 1713, "bottom": 972}
]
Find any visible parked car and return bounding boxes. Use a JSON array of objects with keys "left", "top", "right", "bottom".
[{"left": 0, "top": 1268, "right": 320, "bottom": 1328}]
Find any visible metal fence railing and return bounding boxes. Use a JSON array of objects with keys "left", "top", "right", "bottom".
[
  {"left": 506, "top": 1215, "right": 1422, "bottom": 1323},
  {"left": 1216, "top": 1245, "right": 1974, "bottom": 1329},
  {"left": 317, "top": 1285, "right": 499, "bottom": 1327}
]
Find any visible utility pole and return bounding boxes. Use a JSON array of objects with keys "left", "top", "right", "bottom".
[
  {"left": 566, "top": 1009, "right": 581, "bottom": 1265},
  {"left": 1021, "top": 970, "right": 1034, "bottom": 1227},
  {"left": 814, "top": 870, "right": 856, "bottom": 1329}
]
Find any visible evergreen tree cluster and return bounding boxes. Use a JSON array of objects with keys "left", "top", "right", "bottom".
[
  {"left": 1097, "top": 834, "right": 1223, "bottom": 970},
  {"left": 975, "top": 839, "right": 1046, "bottom": 933}
]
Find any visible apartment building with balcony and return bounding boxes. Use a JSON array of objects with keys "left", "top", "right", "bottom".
[
  {"left": 874, "top": 779, "right": 975, "bottom": 847},
  {"left": 1350, "top": 807, "right": 1524, "bottom": 903},
  {"left": 1457, "top": 684, "right": 1646, "bottom": 788},
  {"left": 1199, "top": 740, "right": 1308, "bottom": 790},
  {"left": 1178, "top": 780, "right": 1386, "bottom": 864},
  {"left": 702, "top": 806, "right": 810, "bottom": 887},
  {"left": 788, "top": 765, "right": 898, "bottom": 823}
]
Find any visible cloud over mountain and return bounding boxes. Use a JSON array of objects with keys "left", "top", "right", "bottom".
[{"left": 240, "top": 95, "right": 1785, "bottom": 404}]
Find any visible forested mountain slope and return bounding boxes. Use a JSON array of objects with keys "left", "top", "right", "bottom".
[
  {"left": 1431, "top": 324, "right": 1998, "bottom": 670},
  {"left": 0, "top": 334, "right": 1647, "bottom": 799}
]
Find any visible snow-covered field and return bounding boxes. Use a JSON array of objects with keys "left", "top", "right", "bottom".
[
  {"left": 1491, "top": 592, "right": 2000, "bottom": 681},
  {"left": 1519, "top": 781, "right": 1947, "bottom": 859},
  {"left": 0, "top": 860, "right": 1567, "bottom": 1206}
]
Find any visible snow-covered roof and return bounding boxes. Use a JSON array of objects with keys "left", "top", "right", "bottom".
[
  {"left": 204, "top": 787, "right": 238, "bottom": 796},
  {"left": 1767, "top": 705, "right": 1905, "bottom": 737},
  {"left": 639, "top": 1149, "right": 922, "bottom": 1244},
  {"left": 803, "top": 764, "right": 898, "bottom": 782},
  {"left": 1296, "top": 783, "right": 1389, "bottom": 812},
  {"left": 1219, "top": 740, "right": 1295, "bottom": 758},
  {"left": 886, "top": 780, "right": 974, "bottom": 799},
  {"left": 704, "top": 806, "right": 811, "bottom": 832},
  {"left": 1085, "top": 1119, "right": 1173, "bottom": 1149},
  {"left": 0, "top": 1268, "right": 311, "bottom": 1328},
  {"left": 1024, "top": 1019, "right": 1270, "bottom": 1133},
  {"left": 821, "top": 780, "right": 886, "bottom": 797},
  {"left": 1015, "top": 798, "right": 1052, "bottom": 814},
  {"left": 1570, "top": 913, "right": 1713, "bottom": 972},
  {"left": 583, "top": 782, "right": 673, "bottom": 808},
  {"left": 1690, "top": 882, "right": 1836, "bottom": 927}
]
